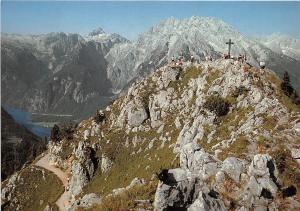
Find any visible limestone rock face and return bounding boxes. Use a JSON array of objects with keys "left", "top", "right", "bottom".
[
  {"left": 153, "top": 143, "right": 294, "bottom": 211},
  {"left": 149, "top": 89, "right": 174, "bottom": 128},
  {"left": 69, "top": 141, "right": 97, "bottom": 196}
]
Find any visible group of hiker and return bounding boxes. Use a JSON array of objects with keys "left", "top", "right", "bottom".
[
  {"left": 169, "top": 52, "right": 248, "bottom": 67},
  {"left": 170, "top": 54, "right": 210, "bottom": 67},
  {"left": 169, "top": 52, "right": 267, "bottom": 72}
]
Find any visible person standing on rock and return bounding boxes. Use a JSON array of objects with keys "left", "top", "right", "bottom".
[{"left": 243, "top": 54, "right": 247, "bottom": 63}]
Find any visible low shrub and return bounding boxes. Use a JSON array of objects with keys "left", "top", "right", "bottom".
[
  {"left": 232, "top": 86, "right": 249, "bottom": 98},
  {"left": 50, "top": 124, "right": 60, "bottom": 142},
  {"left": 93, "top": 110, "right": 106, "bottom": 124},
  {"left": 204, "top": 95, "right": 230, "bottom": 116}
]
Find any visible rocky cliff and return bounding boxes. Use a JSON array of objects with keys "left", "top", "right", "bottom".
[
  {"left": 1, "top": 31, "right": 125, "bottom": 119},
  {"left": 29, "top": 59, "right": 300, "bottom": 210}
]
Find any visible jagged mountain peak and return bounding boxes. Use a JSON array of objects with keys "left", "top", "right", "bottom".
[
  {"left": 85, "top": 27, "right": 129, "bottom": 45},
  {"left": 143, "top": 16, "right": 240, "bottom": 38},
  {"left": 88, "top": 27, "right": 106, "bottom": 36}
]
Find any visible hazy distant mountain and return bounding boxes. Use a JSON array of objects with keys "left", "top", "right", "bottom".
[
  {"left": 1, "top": 107, "right": 46, "bottom": 180},
  {"left": 1, "top": 30, "right": 128, "bottom": 119},
  {"left": 85, "top": 27, "right": 129, "bottom": 55},
  {"left": 255, "top": 33, "right": 300, "bottom": 60}
]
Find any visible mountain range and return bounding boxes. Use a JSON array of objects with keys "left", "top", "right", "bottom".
[{"left": 2, "top": 16, "right": 300, "bottom": 120}]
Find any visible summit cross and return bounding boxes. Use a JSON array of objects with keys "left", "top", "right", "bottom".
[{"left": 226, "top": 39, "right": 234, "bottom": 58}]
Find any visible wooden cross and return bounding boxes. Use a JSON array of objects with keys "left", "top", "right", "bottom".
[{"left": 226, "top": 39, "right": 234, "bottom": 57}]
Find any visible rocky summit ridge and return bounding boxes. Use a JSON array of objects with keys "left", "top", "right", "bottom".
[{"left": 2, "top": 59, "right": 300, "bottom": 211}]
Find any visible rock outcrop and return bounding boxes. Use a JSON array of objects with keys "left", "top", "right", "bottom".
[
  {"left": 154, "top": 142, "right": 297, "bottom": 210},
  {"left": 69, "top": 141, "right": 97, "bottom": 196},
  {"left": 5, "top": 59, "right": 299, "bottom": 210}
]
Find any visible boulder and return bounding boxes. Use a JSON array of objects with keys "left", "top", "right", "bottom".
[
  {"left": 221, "top": 157, "right": 246, "bottom": 183},
  {"left": 180, "top": 143, "right": 219, "bottom": 179},
  {"left": 127, "top": 105, "right": 149, "bottom": 127},
  {"left": 188, "top": 191, "right": 226, "bottom": 211},
  {"left": 160, "top": 67, "right": 180, "bottom": 88},
  {"left": 117, "top": 98, "right": 149, "bottom": 128},
  {"left": 248, "top": 154, "right": 278, "bottom": 178},
  {"left": 245, "top": 176, "right": 262, "bottom": 197},
  {"left": 154, "top": 177, "right": 203, "bottom": 211},
  {"left": 101, "top": 154, "right": 113, "bottom": 173},
  {"left": 291, "top": 148, "right": 300, "bottom": 164},
  {"left": 149, "top": 89, "right": 174, "bottom": 128}
]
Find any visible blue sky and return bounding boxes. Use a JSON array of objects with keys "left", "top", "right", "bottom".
[{"left": 2, "top": 1, "right": 300, "bottom": 40}]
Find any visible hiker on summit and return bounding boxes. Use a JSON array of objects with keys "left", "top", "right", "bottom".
[
  {"left": 206, "top": 55, "right": 212, "bottom": 61},
  {"left": 259, "top": 61, "right": 266, "bottom": 69},
  {"left": 238, "top": 54, "right": 243, "bottom": 61},
  {"left": 191, "top": 55, "right": 195, "bottom": 63},
  {"left": 243, "top": 54, "right": 247, "bottom": 63},
  {"left": 178, "top": 58, "right": 183, "bottom": 66},
  {"left": 177, "top": 54, "right": 184, "bottom": 66},
  {"left": 171, "top": 56, "right": 175, "bottom": 63}
]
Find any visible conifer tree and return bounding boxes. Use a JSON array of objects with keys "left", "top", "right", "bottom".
[
  {"left": 51, "top": 124, "right": 60, "bottom": 142},
  {"left": 281, "top": 71, "right": 294, "bottom": 97}
]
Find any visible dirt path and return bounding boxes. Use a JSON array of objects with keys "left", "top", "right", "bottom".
[{"left": 35, "top": 153, "right": 71, "bottom": 211}]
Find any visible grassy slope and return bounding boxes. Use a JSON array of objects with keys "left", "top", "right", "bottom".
[{"left": 2, "top": 165, "right": 64, "bottom": 211}]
